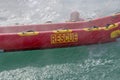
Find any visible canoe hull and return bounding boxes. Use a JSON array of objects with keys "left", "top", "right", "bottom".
[
  {"left": 0, "top": 13, "right": 120, "bottom": 52},
  {"left": 1, "top": 23, "right": 120, "bottom": 52}
]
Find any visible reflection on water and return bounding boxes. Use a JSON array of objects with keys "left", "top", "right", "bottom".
[{"left": 0, "top": 0, "right": 119, "bottom": 25}]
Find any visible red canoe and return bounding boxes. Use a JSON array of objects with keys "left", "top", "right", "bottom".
[{"left": 0, "top": 13, "right": 120, "bottom": 52}]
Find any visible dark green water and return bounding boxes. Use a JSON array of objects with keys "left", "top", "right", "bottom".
[{"left": 0, "top": 41, "right": 120, "bottom": 80}]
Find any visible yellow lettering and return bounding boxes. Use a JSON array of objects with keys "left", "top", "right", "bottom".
[{"left": 51, "top": 32, "right": 78, "bottom": 44}]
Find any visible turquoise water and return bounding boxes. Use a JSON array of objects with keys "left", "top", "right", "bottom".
[
  {"left": 0, "top": 41, "right": 120, "bottom": 80},
  {"left": 0, "top": 0, "right": 120, "bottom": 80}
]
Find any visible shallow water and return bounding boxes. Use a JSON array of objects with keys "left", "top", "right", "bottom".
[
  {"left": 1, "top": 42, "right": 120, "bottom": 80},
  {"left": 0, "top": 0, "right": 120, "bottom": 80}
]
